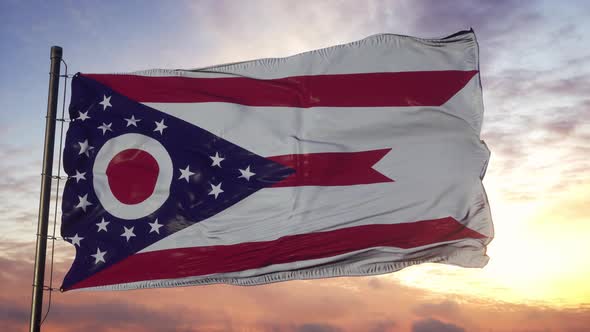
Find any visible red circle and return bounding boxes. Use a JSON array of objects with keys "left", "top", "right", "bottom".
[{"left": 106, "top": 149, "right": 159, "bottom": 205}]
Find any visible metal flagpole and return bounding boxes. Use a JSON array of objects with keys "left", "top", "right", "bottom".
[{"left": 29, "top": 45, "right": 62, "bottom": 332}]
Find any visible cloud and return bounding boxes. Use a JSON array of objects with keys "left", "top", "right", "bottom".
[
  {"left": 486, "top": 69, "right": 590, "bottom": 104},
  {"left": 259, "top": 320, "right": 395, "bottom": 332},
  {"left": 408, "top": 0, "right": 542, "bottom": 35},
  {"left": 0, "top": 255, "right": 33, "bottom": 281},
  {"left": 1, "top": 255, "right": 590, "bottom": 332},
  {"left": 411, "top": 318, "right": 465, "bottom": 332},
  {"left": 541, "top": 99, "right": 590, "bottom": 137},
  {"left": 185, "top": 0, "right": 384, "bottom": 65},
  {"left": 44, "top": 300, "right": 207, "bottom": 332},
  {"left": 295, "top": 323, "right": 343, "bottom": 332},
  {"left": 367, "top": 277, "right": 384, "bottom": 290},
  {"left": 406, "top": 0, "right": 547, "bottom": 72},
  {"left": 367, "top": 320, "right": 397, "bottom": 332},
  {"left": 412, "top": 300, "right": 460, "bottom": 319},
  {"left": 479, "top": 66, "right": 590, "bottom": 201},
  {"left": 0, "top": 300, "right": 29, "bottom": 326}
]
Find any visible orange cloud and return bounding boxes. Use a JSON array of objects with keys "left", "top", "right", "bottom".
[{"left": 3, "top": 252, "right": 590, "bottom": 332}]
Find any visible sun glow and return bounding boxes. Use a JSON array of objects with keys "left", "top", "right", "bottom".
[{"left": 395, "top": 187, "right": 590, "bottom": 307}]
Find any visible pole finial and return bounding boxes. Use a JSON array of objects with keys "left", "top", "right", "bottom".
[{"left": 50, "top": 46, "right": 62, "bottom": 59}]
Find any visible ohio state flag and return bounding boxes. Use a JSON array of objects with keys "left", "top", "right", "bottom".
[{"left": 60, "top": 29, "right": 493, "bottom": 291}]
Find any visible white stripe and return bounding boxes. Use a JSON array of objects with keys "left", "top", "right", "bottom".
[
  {"left": 141, "top": 179, "right": 491, "bottom": 253},
  {"left": 128, "top": 31, "right": 478, "bottom": 79}
]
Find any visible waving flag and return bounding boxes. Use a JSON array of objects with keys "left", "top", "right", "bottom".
[{"left": 60, "top": 29, "right": 493, "bottom": 291}]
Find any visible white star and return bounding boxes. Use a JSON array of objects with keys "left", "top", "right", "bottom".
[
  {"left": 68, "top": 233, "right": 84, "bottom": 247},
  {"left": 149, "top": 219, "right": 164, "bottom": 234},
  {"left": 208, "top": 182, "right": 224, "bottom": 199},
  {"left": 96, "top": 218, "right": 110, "bottom": 232},
  {"left": 154, "top": 119, "right": 168, "bottom": 134},
  {"left": 97, "top": 122, "right": 113, "bottom": 135},
  {"left": 178, "top": 165, "right": 195, "bottom": 182},
  {"left": 125, "top": 115, "right": 141, "bottom": 127},
  {"left": 121, "top": 226, "right": 136, "bottom": 242},
  {"left": 238, "top": 166, "right": 256, "bottom": 181},
  {"left": 210, "top": 152, "right": 224, "bottom": 168},
  {"left": 72, "top": 170, "right": 86, "bottom": 183},
  {"left": 91, "top": 248, "right": 107, "bottom": 264},
  {"left": 75, "top": 194, "right": 93, "bottom": 212},
  {"left": 99, "top": 95, "right": 112, "bottom": 110},
  {"left": 77, "top": 111, "right": 91, "bottom": 122},
  {"left": 78, "top": 139, "right": 94, "bottom": 157}
]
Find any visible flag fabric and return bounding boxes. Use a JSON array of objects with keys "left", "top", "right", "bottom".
[{"left": 60, "top": 29, "right": 493, "bottom": 291}]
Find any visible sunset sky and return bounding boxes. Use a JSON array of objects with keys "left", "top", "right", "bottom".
[{"left": 1, "top": 1, "right": 590, "bottom": 331}]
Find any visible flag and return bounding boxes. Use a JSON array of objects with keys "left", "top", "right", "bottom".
[{"left": 60, "top": 29, "right": 493, "bottom": 291}]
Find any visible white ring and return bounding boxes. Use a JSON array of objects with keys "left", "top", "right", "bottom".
[{"left": 93, "top": 133, "right": 173, "bottom": 220}]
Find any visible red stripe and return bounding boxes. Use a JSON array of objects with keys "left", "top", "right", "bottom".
[
  {"left": 84, "top": 71, "right": 478, "bottom": 107},
  {"left": 68, "top": 217, "right": 486, "bottom": 290},
  {"left": 268, "top": 149, "right": 393, "bottom": 187}
]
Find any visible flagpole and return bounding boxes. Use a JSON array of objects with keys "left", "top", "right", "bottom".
[{"left": 29, "top": 45, "right": 62, "bottom": 332}]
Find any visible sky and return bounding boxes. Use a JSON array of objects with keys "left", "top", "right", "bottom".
[{"left": 1, "top": 0, "right": 590, "bottom": 331}]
